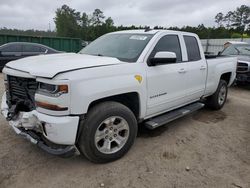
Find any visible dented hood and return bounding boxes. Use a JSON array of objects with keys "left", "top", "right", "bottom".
[{"left": 6, "top": 53, "right": 124, "bottom": 78}]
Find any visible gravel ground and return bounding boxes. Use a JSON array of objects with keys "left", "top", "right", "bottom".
[{"left": 0, "top": 73, "right": 249, "bottom": 188}]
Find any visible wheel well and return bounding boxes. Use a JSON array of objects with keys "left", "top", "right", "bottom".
[
  {"left": 88, "top": 92, "right": 140, "bottom": 120},
  {"left": 220, "top": 72, "right": 231, "bottom": 85}
]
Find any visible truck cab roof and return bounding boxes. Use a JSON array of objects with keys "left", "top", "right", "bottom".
[{"left": 110, "top": 29, "right": 198, "bottom": 37}]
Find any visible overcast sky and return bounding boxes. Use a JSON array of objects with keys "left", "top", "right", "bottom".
[{"left": 0, "top": 0, "right": 248, "bottom": 30}]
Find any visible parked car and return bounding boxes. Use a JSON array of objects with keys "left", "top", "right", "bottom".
[
  {"left": 1, "top": 30, "right": 237, "bottom": 163},
  {"left": 0, "top": 42, "right": 61, "bottom": 71},
  {"left": 220, "top": 41, "right": 250, "bottom": 84}
]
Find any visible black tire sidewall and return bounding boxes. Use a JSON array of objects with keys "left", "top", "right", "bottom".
[
  {"left": 217, "top": 80, "right": 228, "bottom": 107},
  {"left": 208, "top": 80, "right": 228, "bottom": 110},
  {"left": 78, "top": 102, "right": 137, "bottom": 163}
]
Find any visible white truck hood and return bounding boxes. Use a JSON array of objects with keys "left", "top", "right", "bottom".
[{"left": 6, "top": 53, "right": 124, "bottom": 78}]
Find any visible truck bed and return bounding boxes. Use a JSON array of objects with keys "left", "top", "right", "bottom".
[{"left": 205, "top": 56, "right": 237, "bottom": 96}]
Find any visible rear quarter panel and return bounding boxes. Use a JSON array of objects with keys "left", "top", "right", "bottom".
[{"left": 205, "top": 56, "right": 237, "bottom": 96}]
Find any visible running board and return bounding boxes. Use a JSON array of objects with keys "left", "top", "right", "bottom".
[{"left": 145, "top": 102, "right": 204, "bottom": 129}]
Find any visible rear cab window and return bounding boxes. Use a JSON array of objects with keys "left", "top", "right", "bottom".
[{"left": 184, "top": 36, "right": 201, "bottom": 61}]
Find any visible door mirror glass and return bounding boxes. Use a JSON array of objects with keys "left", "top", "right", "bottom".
[{"left": 149, "top": 51, "right": 177, "bottom": 66}]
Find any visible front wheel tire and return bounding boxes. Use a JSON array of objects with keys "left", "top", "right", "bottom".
[
  {"left": 77, "top": 102, "right": 138, "bottom": 163},
  {"left": 206, "top": 80, "right": 228, "bottom": 110}
]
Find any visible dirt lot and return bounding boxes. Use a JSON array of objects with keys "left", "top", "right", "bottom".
[{"left": 0, "top": 73, "right": 249, "bottom": 188}]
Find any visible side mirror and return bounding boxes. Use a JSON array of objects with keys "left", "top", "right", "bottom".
[
  {"left": 149, "top": 51, "right": 177, "bottom": 66},
  {"left": 44, "top": 49, "right": 48, "bottom": 54},
  {"left": 217, "top": 51, "right": 222, "bottom": 56}
]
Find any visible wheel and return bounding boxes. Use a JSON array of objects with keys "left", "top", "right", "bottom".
[
  {"left": 77, "top": 101, "right": 138, "bottom": 163},
  {"left": 206, "top": 80, "right": 228, "bottom": 110}
]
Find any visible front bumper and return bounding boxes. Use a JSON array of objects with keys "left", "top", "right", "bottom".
[
  {"left": 1, "top": 92, "right": 80, "bottom": 155},
  {"left": 236, "top": 73, "right": 250, "bottom": 82}
]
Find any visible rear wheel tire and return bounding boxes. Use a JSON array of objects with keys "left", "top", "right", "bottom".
[
  {"left": 77, "top": 101, "right": 138, "bottom": 163},
  {"left": 206, "top": 80, "right": 228, "bottom": 110}
]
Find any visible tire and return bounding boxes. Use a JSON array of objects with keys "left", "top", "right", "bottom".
[
  {"left": 206, "top": 80, "right": 228, "bottom": 110},
  {"left": 77, "top": 101, "right": 138, "bottom": 163}
]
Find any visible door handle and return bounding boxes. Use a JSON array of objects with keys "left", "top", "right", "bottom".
[
  {"left": 200, "top": 66, "right": 206, "bottom": 70},
  {"left": 178, "top": 68, "right": 186, "bottom": 73}
]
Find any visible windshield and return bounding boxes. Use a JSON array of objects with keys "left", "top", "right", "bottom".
[
  {"left": 221, "top": 44, "right": 250, "bottom": 56},
  {"left": 79, "top": 33, "right": 153, "bottom": 62}
]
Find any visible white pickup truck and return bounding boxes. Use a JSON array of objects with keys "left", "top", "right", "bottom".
[{"left": 1, "top": 30, "right": 237, "bottom": 163}]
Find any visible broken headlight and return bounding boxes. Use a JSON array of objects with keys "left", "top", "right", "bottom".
[{"left": 37, "top": 82, "right": 68, "bottom": 97}]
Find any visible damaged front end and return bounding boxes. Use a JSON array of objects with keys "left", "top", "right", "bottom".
[
  {"left": 5, "top": 75, "right": 37, "bottom": 121},
  {"left": 1, "top": 74, "right": 77, "bottom": 157}
]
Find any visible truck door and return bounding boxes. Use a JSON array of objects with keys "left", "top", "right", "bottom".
[
  {"left": 183, "top": 35, "right": 207, "bottom": 101},
  {"left": 145, "top": 34, "right": 188, "bottom": 116}
]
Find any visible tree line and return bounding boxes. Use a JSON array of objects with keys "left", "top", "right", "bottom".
[
  {"left": 54, "top": 4, "right": 250, "bottom": 40},
  {"left": 214, "top": 5, "right": 250, "bottom": 38},
  {"left": 0, "top": 28, "right": 56, "bottom": 37},
  {"left": 0, "top": 4, "right": 249, "bottom": 40}
]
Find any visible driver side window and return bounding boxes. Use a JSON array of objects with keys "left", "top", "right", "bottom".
[{"left": 149, "top": 35, "right": 182, "bottom": 63}]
